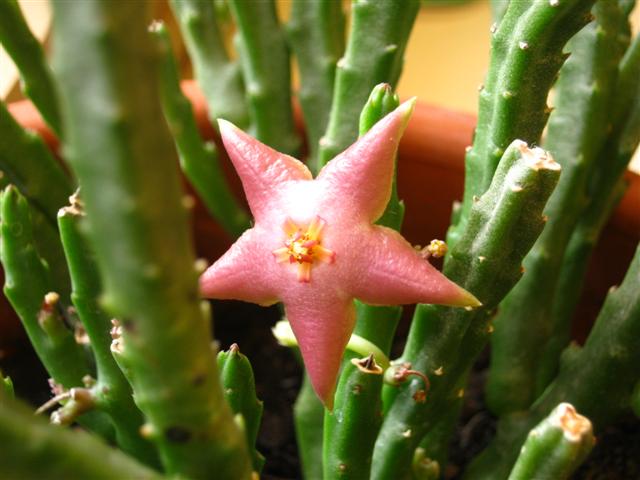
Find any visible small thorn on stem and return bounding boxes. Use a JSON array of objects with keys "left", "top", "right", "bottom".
[
  {"left": 35, "top": 391, "right": 71, "bottom": 415},
  {"left": 352, "top": 354, "right": 383, "bottom": 374}
]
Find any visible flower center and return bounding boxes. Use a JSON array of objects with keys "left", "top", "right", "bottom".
[{"left": 272, "top": 216, "right": 335, "bottom": 282}]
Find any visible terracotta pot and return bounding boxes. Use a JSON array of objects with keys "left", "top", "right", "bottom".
[{"left": 2, "top": 80, "right": 638, "bottom": 349}]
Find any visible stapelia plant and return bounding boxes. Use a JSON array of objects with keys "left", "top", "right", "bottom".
[{"left": 0, "top": 0, "right": 638, "bottom": 479}]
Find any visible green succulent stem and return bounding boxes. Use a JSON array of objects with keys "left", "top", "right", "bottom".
[
  {"left": 1, "top": 186, "right": 89, "bottom": 390},
  {"left": 0, "top": 186, "right": 112, "bottom": 437},
  {"left": 351, "top": 83, "right": 404, "bottom": 358},
  {"left": 0, "top": 0, "right": 62, "bottom": 136},
  {"left": 487, "top": 0, "right": 628, "bottom": 415},
  {"left": 540, "top": 31, "right": 640, "bottom": 389},
  {"left": 227, "top": 0, "right": 300, "bottom": 156},
  {"left": 0, "top": 101, "right": 73, "bottom": 301},
  {"left": 0, "top": 101, "right": 72, "bottom": 225},
  {"left": 467, "top": 243, "right": 640, "bottom": 479},
  {"left": 372, "top": 141, "right": 561, "bottom": 480},
  {"left": 507, "top": 403, "right": 595, "bottom": 480},
  {"left": 318, "top": 0, "right": 419, "bottom": 167},
  {"left": 152, "top": 21, "right": 250, "bottom": 238},
  {"left": 318, "top": 85, "right": 402, "bottom": 478},
  {"left": 169, "top": 0, "right": 249, "bottom": 128},
  {"left": 294, "top": 372, "right": 325, "bottom": 480},
  {"left": 51, "top": 1, "right": 252, "bottom": 478},
  {"left": 0, "top": 390, "right": 163, "bottom": 480},
  {"left": 323, "top": 355, "right": 384, "bottom": 480},
  {"left": 414, "top": 380, "right": 465, "bottom": 471},
  {"left": 447, "top": 0, "right": 596, "bottom": 249},
  {"left": 217, "top": 344, "right": 265, "bottom": 473},
  {"left": 287, "top": 0, "right": 345, "bottom": 169},
  {"left": 57, "top": 202, "right": 159, "bottom": 467}
]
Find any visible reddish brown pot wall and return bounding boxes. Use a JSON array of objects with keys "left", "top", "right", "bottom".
[{"left": 2, "top": 81, "right": 639, "bottom": 348}]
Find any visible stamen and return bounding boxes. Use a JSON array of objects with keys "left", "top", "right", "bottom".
[
  {"left": 315, "top": 245, "right": 336, "bottom": 263},
  {"left": 307, "top": 216, "right": 326, "bottom": 238},
  {"left": 273, "top": 215, "right": 335, "bottom": 282},
  {"left": 273, "top": 247, "right": 290, "bottom": 263},
  {"left": 283, "top": 218, "right": 299, "bottom": 236},
  {"left": 297, "top": 263, "right": 312, "bottom": 283}
]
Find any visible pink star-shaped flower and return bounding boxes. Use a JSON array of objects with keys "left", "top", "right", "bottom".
[{"left": 200, "top": 100, "right": 479, "bottom": 407}]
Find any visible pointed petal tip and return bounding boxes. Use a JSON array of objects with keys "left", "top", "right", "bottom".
[
  {"left": 319, "top": 387, "right": 335, "bottom": 411},
  {"left": 455, "top": 287, "right": 482, "bottom": 309},
  {"left": 216, "top": 118, "right": 236, "bottom": 135},
  {"left": 399, "top": 97, "right": 417, "bottom": 121}
]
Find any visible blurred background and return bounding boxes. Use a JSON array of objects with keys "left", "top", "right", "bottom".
[{"left": 2, "top": 0, "right": 639, "bottom": 170}]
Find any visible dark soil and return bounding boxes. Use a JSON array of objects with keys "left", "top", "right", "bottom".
[{"left": 2, "top": 301, "right": 639, "bottom": 479}]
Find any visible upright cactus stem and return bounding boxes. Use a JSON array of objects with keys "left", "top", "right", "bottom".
[
  {"left": 152, "top": 21, "right": 250, "bottom": 238},
  {"left": 487, "top": 0, "right": 628, "bottom": 415},
  {"left": 169, "top": 0, "right": 249, "bottom": 128},
  {"left": 0, "top": 101, "right": 74, "bottom": 300},
  {"left": 294, "top": 373, "right": 325, "bottom": 480},
  {"left": 217, "top": 344, "right": 265, "bottom": 473},
  {"left": 468, "top": 243, "right": 640, "bottom": 479},
  {"left": 318, "top": 0, "right": 419, "bottom": 167},
  {"left": 0, "top": 0, "right": 62, "bottom": 136},
  {"left": 0, "top": 186, "right": 90, "bottom": 390},
  {"left": 447, "top": 0, "right": 596, "bottom": 248},
  {"left": 0, "top": 101, "right": 72, "bottom": 225},
  {"left": 58, "top": 197, "right": 159, "bottom": 467},
  {"left": 360, "top": 84, "right": 405, "bottom": 232},
  {"left": 323, "top": 355, "right": 384, "bottom": 480},
  {"left": 287, "top": 0, "right": 345, "bottom": 169},
  {"left": 51, "top": 1, "right": 251, "bottom": 478},
  {"left": 508, "top": 403, "right": 595, "bottom": 480},
  {"left": 316, "top": 85, "right": 403, "bottom": 480},
  {"left": 543, "top": 31, "right": 640, "bottom": 384},
  {"left": 227, "top": 0, "right": 300, "bottom": 156},
  {"left": 350, "top": 84, "right": 404, "bottom": 355},
  {"left": 372, "top": 141, "right": 561, "bottom": 480},
  {"left": 0, "top": 186, "right": 113, "bottom": 438}
]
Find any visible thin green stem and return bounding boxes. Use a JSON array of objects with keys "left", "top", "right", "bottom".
[
  {"left": 540, "top": 31, "right": 640, "bottom": 388},
  {"left": 51, "top": 1, "right": 252, "bottom": 477},
  {"left": 1, "top": 186, "right": 89, "bottom": 390},
  {"left": 169, "top": 0, "right": 249, "bottom": 128},
  {"left": 294, "top": 372, "right": 325, "bottom": 480},
  {"left": 287, "top": 0, "right": 345, "bottom": 168},
  {"left": 323, "top": 355, "right": 384, "bottom": 480},
  {"left": 227, "top": 0, "right": 300, "bottom": 156},
  {"left": 372, "top": 141, "right": 561, "bottom": 479},
  {"left": 447, "top": 0, "right": 596, "bottom": 249},
  {"left": 318, "top": 0, "right": 419, "bottom": 167},
  {"left": 467, "top": 243, "right": 640, "bottom": 479},
  {"left": 0, "top": 0, "right": 62, "bottom": 136},
  {"left": 0, "top": 185, "right": 111, "bottom": 438},
  {"left": 217, "top": 344, "right": 265, "bottom": 473},
  {"left": 0, "top": 101, "right": 72, "bottom": 226},
  {"left": 58, "top": 201, "right": 159, "bottom": 467},
  {"left": 152, "top": 21, "right": 250, "bottom": 238},
  {"left": 507, "top": 403, "right": 594, "bottom": 480},
  {"left": 487, "top": 0, "right": 628, "bottom": 415}
]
